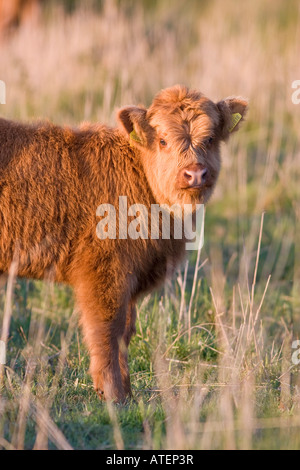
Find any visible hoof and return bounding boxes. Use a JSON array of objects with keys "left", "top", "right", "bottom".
[{"left": 96, "top": 388, "right": 105, "bottom": 399}]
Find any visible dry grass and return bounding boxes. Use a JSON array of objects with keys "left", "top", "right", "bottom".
[{"left": 0, "top": 0, "right": 300, "bottom": 450}]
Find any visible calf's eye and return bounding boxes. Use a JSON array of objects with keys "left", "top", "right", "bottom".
[{"left": 159, "top": 139, "right": 167, "bottom": 147}]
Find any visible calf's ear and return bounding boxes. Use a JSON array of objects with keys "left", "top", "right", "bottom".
[
  {"left": 117, "top": 106, "right": 154, "bottom": 148},
  {"left": 216, "top": 97, "right": 248, "bottom": 141}
]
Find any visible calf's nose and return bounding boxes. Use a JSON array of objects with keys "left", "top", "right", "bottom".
[{"left": 182, "top": 167, "right": 207, "bottom": 188}]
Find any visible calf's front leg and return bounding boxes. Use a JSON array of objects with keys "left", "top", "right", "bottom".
[{"left": 74, "top": 279, "right": 128, "bottom": 403}]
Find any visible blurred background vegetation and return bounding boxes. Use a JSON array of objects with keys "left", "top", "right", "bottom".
[{"left": 0, "top": 0, "right": 300, "bottom": 450}]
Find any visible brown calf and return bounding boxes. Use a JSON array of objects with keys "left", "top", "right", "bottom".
[{"left": 0, "top": 85, "right": 247, "bottom": 402}]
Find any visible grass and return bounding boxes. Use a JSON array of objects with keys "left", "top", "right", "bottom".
[{"left": 0, "top": 0, "right": 300, "bottom": 450}]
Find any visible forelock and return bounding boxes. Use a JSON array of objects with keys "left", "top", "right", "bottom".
[{"left": 147, "top": 85, "right": 220, "bottom": 152}]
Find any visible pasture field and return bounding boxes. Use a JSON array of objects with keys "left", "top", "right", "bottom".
[{"left": 0, "top": 0, "right": 300, "bottom": 450}]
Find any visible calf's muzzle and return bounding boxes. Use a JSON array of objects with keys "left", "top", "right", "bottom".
[{"left": 177, "top": 163, "right": 208, "bottom": 190}]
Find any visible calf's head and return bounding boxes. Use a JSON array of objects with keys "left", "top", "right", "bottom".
[{"left": 118, "top": 85, "right": 248, "bottom": 208}]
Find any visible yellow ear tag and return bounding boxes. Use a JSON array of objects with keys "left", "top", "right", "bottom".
[
  {"left": 129, "top": 128, "right": 141, "bottom": 146},
  {"left": 229, "top": 112, "right": 242, "bottom": 132}
]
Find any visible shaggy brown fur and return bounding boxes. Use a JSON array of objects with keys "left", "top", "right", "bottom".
[{"left": 0, "top": 85, "right": 247, "bottom": 402}]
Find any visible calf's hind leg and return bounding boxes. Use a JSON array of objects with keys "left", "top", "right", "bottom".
[{"left": 119, "top": 301, "right": 137, "bottom": 397}]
